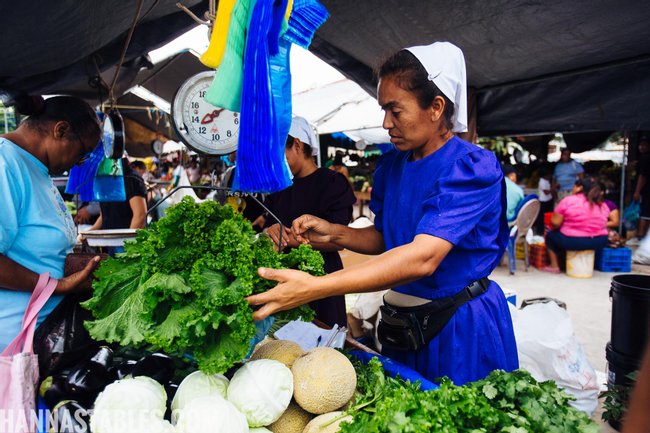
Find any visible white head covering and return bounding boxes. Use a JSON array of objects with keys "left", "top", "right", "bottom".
[
  {"left": 288, "top": 116, "right": 319, "bottom": 156},
  {"left": 406, "top": 41, "right": 468, "bottom": 133}
]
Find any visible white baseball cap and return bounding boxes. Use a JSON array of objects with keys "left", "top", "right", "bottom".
[{"left": 288, "top": 116, "right": 319, "bottom": 156}]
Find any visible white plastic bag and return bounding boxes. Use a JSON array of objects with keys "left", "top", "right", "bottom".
[
  {"left": 513, "top": 302, "right": 599, "bottom": 415},
  {"left": 633, "top": 233, "right": 650, "bottom": 264}
]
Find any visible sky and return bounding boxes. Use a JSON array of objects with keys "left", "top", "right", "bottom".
[{"left": 148, "top": 25, "right": 346, "bottom": 94}]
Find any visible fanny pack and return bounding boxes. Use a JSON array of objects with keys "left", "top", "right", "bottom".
[{"left": 378, "top": 277, "right": 490, "bottom": 351}]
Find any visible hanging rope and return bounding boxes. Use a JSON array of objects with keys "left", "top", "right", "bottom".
[
  {"left": 108, "top": 0, "right": 146, "bottom": 107},
  {"left": 176, "top": 0, "right": 216, "bottom": 26}
]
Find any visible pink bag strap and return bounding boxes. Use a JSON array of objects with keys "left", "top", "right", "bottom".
[{"left": 1, "top": 273, "right": 59, "bottom": 356}]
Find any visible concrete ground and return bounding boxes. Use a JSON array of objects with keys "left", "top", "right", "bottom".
[{"left": 341, "top": 248, "right": 649, "bottom": 432}]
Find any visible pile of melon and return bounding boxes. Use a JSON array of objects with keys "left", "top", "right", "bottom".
[{"left": 250, "top": 340, "right": 357, "bottom": 433}]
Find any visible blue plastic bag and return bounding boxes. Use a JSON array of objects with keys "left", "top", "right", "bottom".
[
  {"left": 93, "top": 157, "right": 126, "bottom": 202},
  {"left": 624, "top": 200, "right": 641, "bottom": 230},
  {"left": 350, "top": 350, "right": 439, "bottom": 391}
]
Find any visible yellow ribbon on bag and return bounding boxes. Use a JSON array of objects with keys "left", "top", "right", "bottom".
[
  {"left": 285, "top": 0, "right": 293, "bottom": 21},
  {"left": 200, "top": 0, "right": 237, "bottom": 68}
]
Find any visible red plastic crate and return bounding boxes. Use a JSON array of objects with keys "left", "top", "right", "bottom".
[{"left": 530, "top": 244, "right": 549, "bottom": 269}]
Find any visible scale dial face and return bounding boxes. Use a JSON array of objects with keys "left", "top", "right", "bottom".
[
  {"left": 172, "top": 71, "right": 240, "bottom": 155},
  {"left": 102, "top": 109, "right": 125, "bottom": 159}
]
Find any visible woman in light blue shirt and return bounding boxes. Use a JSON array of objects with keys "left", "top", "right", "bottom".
[{"left": 0, "top": 95, "right": 102, "bottom": 351}]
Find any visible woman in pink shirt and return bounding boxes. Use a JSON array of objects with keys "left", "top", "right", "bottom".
[{"left": 543, "top": 177, "right": 609, "bottom": 273}]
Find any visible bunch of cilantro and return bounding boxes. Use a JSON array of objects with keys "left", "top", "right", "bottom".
[
  {"left": 82, "top": 197, "right": 322, "bottom": 374},
  {"left": 340, "top": 358, "right": 598, "bottom": 433}
]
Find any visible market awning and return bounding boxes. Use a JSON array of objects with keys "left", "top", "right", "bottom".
[{"left": 2, "top": 0, "right": 650, "bottom": 137}]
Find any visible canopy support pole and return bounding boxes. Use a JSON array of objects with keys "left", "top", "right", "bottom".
[{"left": 619, "top": 132, "right": 628, "bottom": 234}]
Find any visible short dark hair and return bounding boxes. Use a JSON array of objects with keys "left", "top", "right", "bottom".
[
  {"left": 503, "top": 164, "right": 517, "bottom": 176},
  {"left": 377, "top": 50, "right": 454, "bottom": 132},
  {"left": 15, "top": 95, "right": 100, "bottom": 141},
  {"left": 131, "top": 160, "right": 146, "bottom": 170},
  {"left": 285, "top": 134, "right": 313, "bottom": 157}
]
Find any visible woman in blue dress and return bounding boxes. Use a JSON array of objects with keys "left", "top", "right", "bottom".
[{"left": 248, "top": 42, "right": 518, "bottom": 385}]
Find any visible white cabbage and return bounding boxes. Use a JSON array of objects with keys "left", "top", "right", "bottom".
[
  {"left": 226, "top": 359, "right": 293, "bottom": 427},
  {"left": 90, "top": 377, "right": 168, "bottom": 433},
  {"left": 171, "top": 371, "right": 229, "bottom": 422},
  {"left": 175, "top": 395, "right": 248, "bottom": 433},
  {"left": 250, "top": 428, "right": 272, "bottom": 433}
]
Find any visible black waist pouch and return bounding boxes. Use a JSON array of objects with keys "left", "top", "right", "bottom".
[{"left": 378, "top": 277, "right": 489, "bottom": 351}]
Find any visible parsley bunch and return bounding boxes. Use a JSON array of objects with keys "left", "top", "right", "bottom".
[
  {"left": 342, "top": 358, "right": 598, "bottom": 433},
  {"left": 82, "top": 197, "right": 322, "bottom": 374}
]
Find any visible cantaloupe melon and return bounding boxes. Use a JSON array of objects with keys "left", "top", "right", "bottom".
[
  {"left": 291, "top": 347, "right": 357, "bottom": 414},
  {"left": 268, "top": 401, "right": 313, "bottom": 433},
  {"left": 250, "top": 339, "right": 304, "bottom": 368},
  {"left": 302, "top": 411, "right": 352, "bottom": 433}
]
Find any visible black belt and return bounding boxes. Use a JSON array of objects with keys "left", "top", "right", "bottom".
[{"left": 378, "top": 277, "right": 490, "bottom": 351}]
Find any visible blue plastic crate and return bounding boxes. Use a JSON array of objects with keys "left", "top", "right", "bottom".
[{"left": 595, "top": 247, "right": 632, "bottom": 272}]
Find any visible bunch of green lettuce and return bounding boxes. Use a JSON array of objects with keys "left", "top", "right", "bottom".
[
  {"left": 82, "top": 197, "right": 322, "bottom": 374},
  {"left": 341, "top": 358, "right": 598, "bottom": 433}
]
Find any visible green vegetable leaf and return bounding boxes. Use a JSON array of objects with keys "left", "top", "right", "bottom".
[{"left": 83, "top": 197, "right": 323, "bottom": 374}]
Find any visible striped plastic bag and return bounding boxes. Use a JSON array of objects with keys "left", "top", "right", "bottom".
[{"left": 0, "top": 274, "right": 58, "bottom": 433}]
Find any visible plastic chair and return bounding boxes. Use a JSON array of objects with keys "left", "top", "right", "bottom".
[{"left": 507, "top": 198, "right": 541, "bottom": 274}]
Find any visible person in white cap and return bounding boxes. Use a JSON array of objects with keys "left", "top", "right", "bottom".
[
  {"left": 261, "top": 116, "right": 356, "bottom": 327},
  {"left": 249, "top": 43, "right": 517, "bottom": 385}
]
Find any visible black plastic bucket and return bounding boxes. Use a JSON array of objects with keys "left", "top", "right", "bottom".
[
  {"left": 606, "top": 342, "right": 641, "bottom": 388},
  {"left": 610, "top": 274, "right": 650, "bottom": 358},
  {"left": 605, "top": 343, "right": 642, "bottom": 431}
]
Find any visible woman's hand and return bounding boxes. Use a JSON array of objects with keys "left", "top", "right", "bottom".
[
  {"left": 246, "top": 267, "right": 318, "bottom": 320},
  {"left": 291, "top": 214, "right": 335, "bottom": 245},
  {"left": 55, "top": 256, "right": 101, "bottom": 294},
  {"left": 264, "top": 224, "right": 297, "bottom": 251}
]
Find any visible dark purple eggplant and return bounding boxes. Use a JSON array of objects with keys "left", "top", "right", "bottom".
[
  {"left": 109, "top": 359, "right": 137, "bottom": 381},
  {"left": 164, "top": 383, "right": 179, "bottom": 421},
  {"left": 130, "top": 353, "right": 176, "bottom": 385},
  {"left": 39, "top": 375, "right": 68, "bottom": 409},
  {"left": 51, "top": 401, "right": 90, "bottom": 433},
  {"left": 64, "top": 346, "right": 113, "bottom": 405}
]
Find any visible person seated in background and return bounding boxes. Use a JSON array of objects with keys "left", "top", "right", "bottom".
[
  {"left": 553, "top": 148, "right": 584, "bottom": 201},
  {"left": 535, "top": 164, "right": 555, "bottom": 234},
  {"left": 543, "top": 177, "right": 609, "bottom": 273},
  {"left": 503, "top": 164, "right": 524, "bottom": 223}
]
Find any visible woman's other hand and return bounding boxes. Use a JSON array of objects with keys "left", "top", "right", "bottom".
[
  {"left": 292, "top": 214, "right": 335, "bottom": 245},
  {"left": 55, "top": 256, "right": 101, "bottom": 294},
  {"left": 246, "top": 267, "right": 317, "bottom": 320},
  {"left": 264, "top": 223, "right": 296, "bottom": 251}
]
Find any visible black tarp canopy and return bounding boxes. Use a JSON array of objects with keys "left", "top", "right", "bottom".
[{"left": 1, "top": 0, "right": 649, "bottom": 136}]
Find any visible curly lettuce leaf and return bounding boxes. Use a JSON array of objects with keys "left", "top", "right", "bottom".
[{"left": 84, "top": 197, "right": 323, "bottom": 374}]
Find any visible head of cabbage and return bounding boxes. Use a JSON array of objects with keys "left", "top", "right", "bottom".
[
  {"left": 175, "top": 395, "right": 248, "bottom": 433},
  {"left": 90, "top": 377, "right": 168, "bottom": 433},
  {"left": 171, "top": 370, "right": 229, "bottom": 423},
  {"left": 226, "top": 359, "right": 293, "bottom": 427}
]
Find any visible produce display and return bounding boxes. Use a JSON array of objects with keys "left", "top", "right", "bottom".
[
  {"left": 35, "top": 198, "right": 600, "bottom": 433},
  {"left": 81, "top": 197, "right": 324, "bottom": 374},
  {"left": 38, "top": 342, "right": 600, "bottom": 433}
]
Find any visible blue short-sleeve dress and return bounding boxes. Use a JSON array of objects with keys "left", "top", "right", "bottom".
[{"left": 370, "top": 135, "right": 518, "bottom": 385}]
